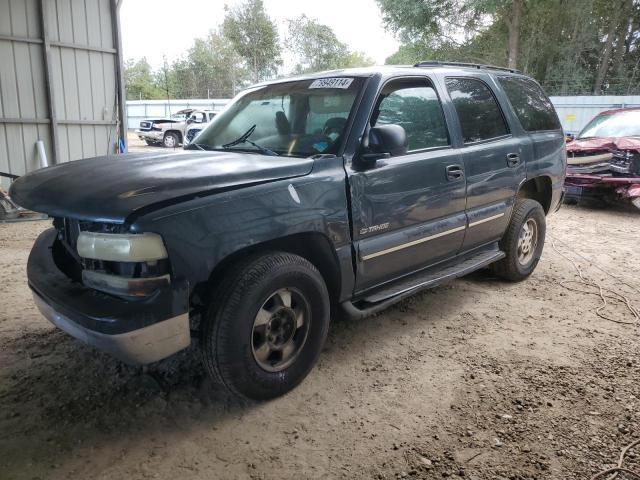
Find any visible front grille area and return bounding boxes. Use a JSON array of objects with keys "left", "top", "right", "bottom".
[
  {"left": 51, "top": 217, "right": 170, "bottom": 285},
  {"left": 611, "top": 150, "right": 640, "bottom": 175},
  {"left": 54, "top": 218, "right": 124, "bottom": 249},
  {"left": 52, "top": 218, "right": 129, "bottom": 281}
]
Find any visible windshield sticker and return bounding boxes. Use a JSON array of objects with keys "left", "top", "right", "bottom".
[
  {"left": 313, "top": 141, "right": 329, "bottom": 152},
  {"left": 309, "top": 78, "right": 354, "bottom": 89}
]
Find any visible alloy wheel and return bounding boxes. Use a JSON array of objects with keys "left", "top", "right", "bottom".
[{"left": 251, "top": 288, "right": 310, "bottom": 372}]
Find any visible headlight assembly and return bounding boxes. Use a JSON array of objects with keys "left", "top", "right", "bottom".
[{"left": 77, "top": 232, "right": 168, "bottom": 262}]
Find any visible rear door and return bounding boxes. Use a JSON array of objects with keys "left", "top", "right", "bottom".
[
  {"left": 348, "top": 76, "right": 467, "bottom": 292},
  {"left": 444, "top": 76, "right": 527, "bottom": 252}
]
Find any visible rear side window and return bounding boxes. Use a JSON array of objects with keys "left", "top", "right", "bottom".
[
  {"left": 445, "top": 78, "right": 509, "bottom": 143},
  {"left": 498, "top": 77, "right": 561, "bottom": 131}
]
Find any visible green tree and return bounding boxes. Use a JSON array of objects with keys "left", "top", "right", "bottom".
[
  {"left": 124, "top": 57, "right": 164, "bottom": 100},
  {"left": 379, "top": 0, "right": 640, "bottom": 95},
  {"left": 178, "top": 30, "right": 249, "bottom": 98},
  {"left": 286, "top": 15, "right": 374, "bottom": 73},
  {"left": 376, "top": 0, "right": 525, "bottom": 69},
  {"left": 222, "top": 0, "right": 282, "bottom": 83}
]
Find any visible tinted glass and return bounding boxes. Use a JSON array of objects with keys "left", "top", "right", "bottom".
[
  {"left": 498, "top": 77, "right": 560, "bottom": 131},
  {"left": 446, "top": 78, "right": 509, "bottom": 143},
  {"left": 193, "top": 78, "right": 363, "bottom": 157},
  {"left": 373, "top": 80, "right": 449, "bottom": 151}
]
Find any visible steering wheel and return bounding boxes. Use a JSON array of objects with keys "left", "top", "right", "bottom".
[{"left": 322, "top": 117, "right": 347, "bottom": 138}]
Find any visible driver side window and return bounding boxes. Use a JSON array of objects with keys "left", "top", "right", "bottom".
[
  {"left": 373, "top": 78, "right": 450, "bottom": 152},
  {"left": 191, "top": 112, "right": 205, "bottom": 123}
]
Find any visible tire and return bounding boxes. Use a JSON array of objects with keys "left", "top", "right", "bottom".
[
  {"left": 201, "top": 252, "right": 330, "bottom": 401},
  {"left": 492, "top": 198, "right": 546, "bottom": 282},
  {"left": 162, "top": 132, "right": 179, "bottom": 148}
]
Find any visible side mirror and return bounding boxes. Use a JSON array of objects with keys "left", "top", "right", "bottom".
[{"left": 355, "top": 124, "right": 408, "bottom": 169}]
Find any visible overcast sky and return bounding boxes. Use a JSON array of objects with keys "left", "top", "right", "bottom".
[{"left": 120, "top": 0, "right": 400, "bottom": 70}]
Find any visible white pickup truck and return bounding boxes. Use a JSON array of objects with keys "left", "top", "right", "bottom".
[{"left": 135, "top": 109, "right": 217, "bottom": 148}]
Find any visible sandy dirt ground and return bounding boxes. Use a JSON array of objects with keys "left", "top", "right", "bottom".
[{"left": 1, "top": 204, "right": 639, "bottom": 480}]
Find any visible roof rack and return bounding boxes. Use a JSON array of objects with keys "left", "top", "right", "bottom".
[{"left": 414, "top": 60, "right": 520, "bottom": 74}]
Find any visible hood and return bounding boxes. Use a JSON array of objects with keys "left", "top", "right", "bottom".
[
  {"left": 142, "top": 118, "right": 178, "bottom": 123},
  {"left": 10, "top": 150, "right": 314, "bottom": 223},
  {"left": 567, "top": 136, "right": 640, "bottom": 153}
]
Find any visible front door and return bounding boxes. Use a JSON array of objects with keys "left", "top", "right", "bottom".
[{"left": 347, "top": 76, "right": 467, "bottom": 293}]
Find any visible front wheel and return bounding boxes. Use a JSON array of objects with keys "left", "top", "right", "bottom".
[
  {"left": 492, "top": 198, "right": 546, "bottom": 282},
  {"left": 201, "top": 252, "right": 330, "bottom": 400},
  {"left": 162, "top": 132, "right": 179, "bottom": 148}
]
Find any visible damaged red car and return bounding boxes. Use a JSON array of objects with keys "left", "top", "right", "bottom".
[{"left": 565, "top": 107, "right": 640, "bottom": 209}]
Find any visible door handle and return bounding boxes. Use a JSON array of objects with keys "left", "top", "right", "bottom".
[
  {"left": 506, "top": 153, "right": 521, "bottom": 167},
  {"left": 446, "top": 164, "right": 464, "bottom": 181}
]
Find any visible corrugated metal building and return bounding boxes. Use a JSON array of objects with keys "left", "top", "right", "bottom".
[
  {"left": 126, "top": 95, "right": 640, "bottom": 136},
  {"left": 126, "top": 99, "right": 229, "bottom": 130},
  {"left": 0, "top": 0, "right": 126, "bottom": 188},
  {"left": 550, "top": 95, "right": 640, "bottom": 133}
]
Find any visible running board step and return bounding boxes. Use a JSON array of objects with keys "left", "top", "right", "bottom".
[{"left": 341, "top": 248, "right": 505, "bottom": 320}]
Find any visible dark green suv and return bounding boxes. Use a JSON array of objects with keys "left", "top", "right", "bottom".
[{"left": 11, "top": 62, "right": 566, "bottom": 400}]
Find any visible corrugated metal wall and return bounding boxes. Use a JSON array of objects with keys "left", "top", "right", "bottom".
[
  {"left": 126, "top": 96, "right": 640, "bottom": 135},
  {"left": 126, "top": 99, "right": 229, "bottom": 129},
  {"left": 550, "top": 96, "right": 640, "bottom": 134},
  {"left": 0, "top": 0, "right": 125, "bottom": 188}
]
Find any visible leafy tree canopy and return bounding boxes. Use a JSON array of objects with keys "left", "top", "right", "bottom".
[
  {"left": 378, "top": 0, "right": 640, "bottom": 95},
  {"left": 222, "top": 0, "right": 282, "bottom": 83},
  {"left": 286, "top": 15, "right": 374, "bottom": 74}
]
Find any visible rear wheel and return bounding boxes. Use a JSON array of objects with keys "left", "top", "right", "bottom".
[
  {"left": 201, "top": 252, "right": 330, "bottom": 400},
  {"left": 162, "top": 132, "right": 179, "bottom": 148},
  {"left": 492, "top": 198, "right": 546, "bottom": 282}
]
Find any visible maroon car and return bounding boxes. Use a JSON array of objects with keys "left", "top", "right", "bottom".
[{"left": 565, "top": 107, "right": 640, "bottom": 209}]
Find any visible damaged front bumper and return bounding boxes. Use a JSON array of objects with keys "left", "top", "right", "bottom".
[
  {"left": 565, "top": 147, "right": 640, "bottom": 208},
  {"left": 28, "top": 228, "right": 191, "bottom": 364},
  {"left": 565, "top": 173, "right": 640, "bottom": 208},
  {"left": 135, "top": 129, "right": 163, "bottom": 143}
]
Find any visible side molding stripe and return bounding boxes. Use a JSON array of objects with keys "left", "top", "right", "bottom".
[
  {"left": 361, "top": 225, "right": 466, "bottom": 261},
  {"left": 468, "top": 212, "right": 505, "bottom": 228}
]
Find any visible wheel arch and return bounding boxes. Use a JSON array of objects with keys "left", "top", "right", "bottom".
[
  {"left": 517, "top": 175, "right": 552, "bottom": 214},
  {"left": 164, "top": 129, "right": 183, "bottom": 143},
  {"left": 191, "top": 231, "right": 342, "bottom": 317}
]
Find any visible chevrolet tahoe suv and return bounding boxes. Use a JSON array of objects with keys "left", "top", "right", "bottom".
[{"left": 10, "top": 63, "right": 566, "bottom": 400}]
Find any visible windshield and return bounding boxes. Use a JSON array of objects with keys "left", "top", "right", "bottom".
[
  {"left": 190, "top": 77, "right": 364, "bottom": 157},
  {"left": 579, "top": 110, "right": 640, "bottom": 138}
]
